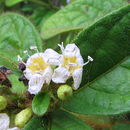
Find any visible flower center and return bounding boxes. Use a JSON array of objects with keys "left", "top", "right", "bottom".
[
  {"left": 27, "top": 57, "right": 48, "bottom": 73},
  {"left": 62, "top": 56, "right": 80, "bottom": 74}
]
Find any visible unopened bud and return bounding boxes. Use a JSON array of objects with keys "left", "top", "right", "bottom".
[
  {"left": 15, "top": 108, "right": 32, "bottom": 128},
  {"left": 0, "top": 96, "right": 7, "bottom": 110},
  {"left": 57, "top": 85, "right": 73, "bottom": 100}
]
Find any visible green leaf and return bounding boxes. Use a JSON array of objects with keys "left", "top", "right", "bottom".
[
  {"left": 0, "top": 13, "right": 42, "bottom": 72},
  {"left": 112, "top": 123, "right": 130, "bottom": 130},
  {"left": 51, "top": 110, "right": 92, "bottom": 130},
  {"left": 24, "top": 116, "right": 48, "bottom": 130},
  {"left": 8, "top": 74, "right": 26, "bottom": 95},
  {"left": 32, "top": 92, "right": 50, "bottom": 116},
  {"left": 74, "top": 4, "right": 130, "bottom": 86},
  {"left": 62, "top": 5, "right": 130, "bottom": 115},
  {"left": 5, "top": 0, "right": 24, "bottom": 7},
  {"left": 21, "top": 3, "right": 56, "bottom": 29},
  {"left": 41, "top": 0, "right": 128, "bottom": 39},
  {"left": 72, "top": 113, "right": 111, "bottom": 128},
  {"left": 0, "top": 50, "right": 19, "bottom": 74}
]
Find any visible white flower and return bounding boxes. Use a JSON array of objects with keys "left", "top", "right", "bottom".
[
  {"left": 0, "top": 113, "right": 19, "bottom": 130},
  {"left": 22, "top": 47, "right": 61, "bottom": 95},
  {"left": 52, "top": 43, "right": 93, "bottom": 90}
]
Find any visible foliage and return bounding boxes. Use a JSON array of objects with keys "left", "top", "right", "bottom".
[
  {"left": 62, "top": 5, "right": 130, "bottom": 115},
  {"left": 41, "top": 0, "right": 128, "bottom": 39},
  {"left": 32, "top": 92, "right": 50, "bottom": 116},
  {"left": 0, "top": 0, "right": 130, "bottom": 130}
]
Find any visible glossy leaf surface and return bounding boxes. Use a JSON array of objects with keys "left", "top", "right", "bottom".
[{"left": 62, "top": 5, "right": 130, "bottom": 115}]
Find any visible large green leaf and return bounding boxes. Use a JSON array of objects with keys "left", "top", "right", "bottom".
[
  {"left": 24, "top": 116, "right": 48, "bottom": 130},
  {"left": 0, "top": 50, "right": 18, "bottom": 73},
  {"left": 5, "top": 0, "right": 24, "bottom": 6},
  {"left": 41, "top": 0, "right": 128, "bottom": 39},
  {"left": 32, "top": 92, "right": 50, "bottom": 116},
  {"left": 75, "top": 4, "right": 130, "bottom": 86},
  {"left": 0, "top": 13, "right": 42, "bottom": 72},
  {"left": 51, "top": 110, "right": 92, "bottom": 130},
  {"left": 112, "top": 123, "right": 130, "bottom": 130},
  {"left": 71, "top": 113, "right": 111, "bottom": 128},
  {"left": 62, "top": 5, "right": 130, "bottom": 115},
  {"left": 8, "top": 74, "right": 26, "bottom": 95}
]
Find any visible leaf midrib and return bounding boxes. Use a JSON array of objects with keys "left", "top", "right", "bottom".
[
  {"left": 73, "top": 5, "right": 130, "bottom": 93},
  {"left": 76, "top": 55, "right": 130, "bottom": 95}
]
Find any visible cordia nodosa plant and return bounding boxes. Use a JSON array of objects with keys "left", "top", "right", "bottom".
[{"left": 0, "top": 0, "right": 130, "bottom": 130}]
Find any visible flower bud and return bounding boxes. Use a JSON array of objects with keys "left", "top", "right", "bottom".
[
  {"left": 57, "top": 85, "right": 73, "bottom": 100},
  {"left": 0, "top": 96, "right": 7, "bottom": 110},
  {"left": 15, "top": 107, "right": 32, "bottom": 128}
]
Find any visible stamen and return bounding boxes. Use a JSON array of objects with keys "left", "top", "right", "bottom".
[
  {"left": 30, "top": 46, "right": 39, "bottom": 53},
  {"left": 83, "top": 61, "right": 89, "bottom": 66},
  {"left": 58, "top": 42, "right": 64, "bottom": 53},
  {"left": 68, "top": 62, "right": 76, "bottom": 66},
  {"left": 88, "top": 56, "right": 93, "bottom": 62},
  {"left": 23, "top": 50, "right": 30, "bottom": 57},
  {"left": 17, "top": 55, "right": 22, "bottom": 62},
  {"left": 17, "top": 55, "right": 26, "bottom": 64},
  {"left": 83, "top": 56, "right": 93, "bottom": 66}
]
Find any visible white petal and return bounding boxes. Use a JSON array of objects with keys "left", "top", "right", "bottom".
[
  {"left": 72, "top": 68, "right": 83, "bottom": 90},
  {"left": 23, "top": 68, "right": 32, "bottom": 80},
  {"left": 76, "top": 55, "right": 84, "bottom": 66},
  {"left": 0, "top": 113, "right": 9, "bottom": 130},
  {"left": 63, "top": 44, "right": 84, "bottom": 65},
  {"left": 63, "top": 44, "right": 80, "bottom": 57},
  {"left": 26, "top": 53, "right": 45, "bottom": 66},
  {"left": 7, "top": 127, "right": 20, "bottom": 130},
  {"left": 44, "top": 49, "right": 62, "bottom": 65},
  {"left": 43, "top": 67, "right": 53, "bottom": 85},
  {"left": 28, "top": 74, "right": 44, "bottom": 95},
  {"left": 24, "top": 52, "right": 47, "bottom": 80},
  {"left": 31, "top": 53, "right": 45, "bottom": 59},
  {"left": 52, "top": 67, "right": 70, "bottom": 83}
]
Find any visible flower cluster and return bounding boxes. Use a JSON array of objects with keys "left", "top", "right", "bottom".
[{"left": 18, "top": 43, "right": 93, "bottom": 95}]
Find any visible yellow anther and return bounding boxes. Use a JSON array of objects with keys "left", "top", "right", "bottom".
[
  {"left": 27, "top": 57, "right": 48, "bottom": 73},
  {"left": 62, "top": 56, "right": 80, "bottom": 74}
]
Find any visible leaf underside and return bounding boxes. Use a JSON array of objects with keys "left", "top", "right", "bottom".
[{"left": 41, "top": 0, "right": 128, "bottom": 39}]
